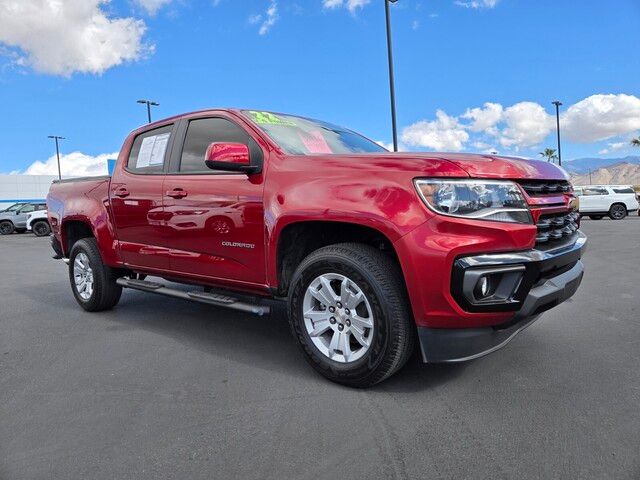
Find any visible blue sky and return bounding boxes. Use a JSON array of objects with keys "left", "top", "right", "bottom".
[{"left": 1, "top": 0, "right": 639, "bottom": 175}]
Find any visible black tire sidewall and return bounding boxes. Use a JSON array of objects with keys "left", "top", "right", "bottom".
[
  {"left": 68, "top": 238, "right": 121, "bottom": 311},
  {"left": 288, "top": 249, "right": 404, "bottom": 385}
]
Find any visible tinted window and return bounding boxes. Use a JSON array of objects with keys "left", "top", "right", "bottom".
[
  {"left": 19, "top": 204, "right": 36, "bottom": 213},
  {"left": 180, "top": 118, "right": 251, "bottom": 173},
  {"left": 127, "top": 125, "right": 173, "bottom": 174},
  {"left": 581, "top": 187, "right": 608, "bottom": 196},
  {"left": 613, "top": 187, "right": 635, "bottom": 194}
]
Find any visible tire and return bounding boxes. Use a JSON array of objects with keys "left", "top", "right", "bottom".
[
  {"left": 609, "top": 204, "right": 627, "bottom": 220},
  {"left": 32, "top": 220, "right": 51, "bottom": 237},
  {"left": 288, "top": 243, "right": 416, "bottom": 387},
  {"left": 588, "top": 215, "right": 603, "bottom": 220},
  {"left": 68, "top": 238, "right": 122, "bottom": 312},
  {"left": 0, "top": 221, "right": 15, "bottom": 235}
]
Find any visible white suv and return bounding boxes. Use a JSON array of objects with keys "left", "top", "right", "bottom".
[
  {"left": 25, "top": 210, "right": 51, "bottom": 236},
  {"left": 574, "top": 185, "right": 639, "bottom": 220}
]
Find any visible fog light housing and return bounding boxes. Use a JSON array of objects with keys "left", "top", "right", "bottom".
[{"left": 462, "top": 265, "right": 526, "bottom": 305}]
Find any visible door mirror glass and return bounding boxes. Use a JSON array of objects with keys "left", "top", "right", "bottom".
[{"left": 204, "top": 142, "right": 257, "bottom": 174}]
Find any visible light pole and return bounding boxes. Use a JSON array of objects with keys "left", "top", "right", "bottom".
[
  {"left": 47, "top": 135, "right": 65, "bottom": 180},
  {"left": 137, "top": 99, "right": 159, "bottom": 123},
  {"left": 552, "top": 100, "right": 562, "bottom": 166},
  {"left": 385, "top": 0, "right": 399, "bottom": 152}
]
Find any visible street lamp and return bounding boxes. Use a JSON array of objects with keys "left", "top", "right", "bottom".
[
  {"left": 137, "top": 99, "right": 159, "bottom": 124},
  {"left": 552, "top": 100, "right": 562, "bottom": 166},
  {"left": 385, "top": 0, "right": 399, "bottom": 152},
  {"left": 47, "top": 135, "right": 65, "bottom": 180}
]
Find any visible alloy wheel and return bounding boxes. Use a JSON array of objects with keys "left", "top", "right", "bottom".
[
  {"left": 73, "top": 252, "right": 94, "bottom": 300},
  {"left": 302, "top": 273, "right": 374, "bottom": 363},
  {"left": 611, "top": 205, "right": 626, "bottom": 219}
]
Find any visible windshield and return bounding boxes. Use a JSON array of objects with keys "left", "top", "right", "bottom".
[
  {"left": 3, "top": 203, "right": 23, "bottom": 212},
  {"left": 242, "top": 110, "right": 387, "bottom": 155}
]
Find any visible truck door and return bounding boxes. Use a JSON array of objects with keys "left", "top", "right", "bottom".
[
  {"left": 162, "top": 115, "right": 266, "bottom": 286},
  {"left": 110, "top": 122, "right": 175, "bottom": 271}
]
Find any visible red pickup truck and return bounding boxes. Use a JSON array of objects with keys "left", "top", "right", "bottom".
[{"left": 47, "top": 109, "right": 586, "bottom": 386}]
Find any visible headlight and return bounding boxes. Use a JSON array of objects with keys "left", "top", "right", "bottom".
[{"left": 414, "top": 179, "right": 532, "bottom": 224}]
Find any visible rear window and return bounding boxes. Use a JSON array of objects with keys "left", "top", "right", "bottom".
[
  {"left": 613, "top": 187, "right": 635, "bottom": 194},
  {"left": 127, "top": 125, "right": 173, "bottom": 173}
]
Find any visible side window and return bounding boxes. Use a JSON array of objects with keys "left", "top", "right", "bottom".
[
  {"left": 36, "top": 204, "right": 47, "bottom": 211},
  {"left": 179, "top": 118, "right": 251, "bottom": 173},
  {"left": 127, "top": 125, "right": 173, "bottom": 174},
  {"left": 582, "top": 187, "right": 608, "bottom": 196},
  {"left": 20, "top": 204, "right": 36, "bottom": 213}
]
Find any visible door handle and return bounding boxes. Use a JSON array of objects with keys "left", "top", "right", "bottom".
[
  {"left": 166, "top": 188, "right": 188, "bottom": 199},
  {"left": 114, "top": 187, "right": 130, "bottom": 198}
]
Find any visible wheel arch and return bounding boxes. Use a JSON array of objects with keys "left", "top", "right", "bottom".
[{"left": 273, "top": 220, "right": 403, "bottom": 296}]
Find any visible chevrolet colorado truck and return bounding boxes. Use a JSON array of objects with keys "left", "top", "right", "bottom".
[{"left": 47, "top": 109, "right": 586, "bottom": 386}]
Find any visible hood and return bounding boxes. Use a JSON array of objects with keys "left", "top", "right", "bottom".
[{"left": 431, "top": 153, "right": 570, "bottom": 181}]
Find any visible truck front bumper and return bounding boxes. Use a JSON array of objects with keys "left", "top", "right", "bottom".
[{"left": 417, "top": 232, "right": 586, "bottom": 363}]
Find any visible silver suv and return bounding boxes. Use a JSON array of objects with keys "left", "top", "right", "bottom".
[{"left": 0, "top": 202, "right": 47, "bottom": 235}]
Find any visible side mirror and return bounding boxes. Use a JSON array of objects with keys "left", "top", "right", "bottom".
[{"left": 204, "top": 142, "right": 258, "bottom": 174}]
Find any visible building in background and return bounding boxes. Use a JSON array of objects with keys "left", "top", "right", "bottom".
[{"left": 0, "top": 175, "right": 59, "bottom": 210}]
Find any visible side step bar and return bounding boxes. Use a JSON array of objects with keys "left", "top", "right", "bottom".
[{"left": 116, "top": 278, "right": 270, "bottom": 316}]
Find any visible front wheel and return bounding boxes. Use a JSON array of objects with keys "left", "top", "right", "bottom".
[
  {"left": 609, "top": 204, "right": 627, "bottom": 220},
  {"left": 32, "top": 220, "right": 51, "bottom": 237},
  {"left": 69, "top": 238, "right": 122, "bottom": 311},
  {"left": 0, "top": 221, "right": 15, "bottom": 235},
  {"left": 288, "top": 243, "right": 415, "bottom": 387}
]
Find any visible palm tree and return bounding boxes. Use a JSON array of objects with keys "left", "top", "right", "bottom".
[
  {"left": 539, "top": 148, "right": 559, "bottom": 163},
  {"left": 631, "top": 137, "right": 640, "bottom": 147}
]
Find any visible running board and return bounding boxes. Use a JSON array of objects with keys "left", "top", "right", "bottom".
[{"left": 116, "top": 278, "right": 270, "bottom": 316}]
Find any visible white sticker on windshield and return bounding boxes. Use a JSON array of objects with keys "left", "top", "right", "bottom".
[{"left": 137, "top": 133, "right": 170, "bottom": 168}]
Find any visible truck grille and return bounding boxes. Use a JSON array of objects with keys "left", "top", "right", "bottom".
[
  {"left": 519, "top": 180, "right": 572, "bottom": 196},
  {"left": 536, "top": 211, "right": 580, "bottom": 246}
]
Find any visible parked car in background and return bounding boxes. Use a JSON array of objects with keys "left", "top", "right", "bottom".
[
  {"left": 47, "top": 108, "right": 586, "bottom": 387},
  {"left": 574, "top": 185, "right": 639, "bottom": 220},
  {"left": 0, "top": 202, "right": 27, "bottom": 213},
  {"left": 25, "top": 210, "right": 51, "bottom": 237},
  {"left": 0, "top": 202, "right": 47, "bottom": 235}
]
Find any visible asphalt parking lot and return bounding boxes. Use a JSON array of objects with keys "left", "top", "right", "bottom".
[{"left": 1, "top": 217, "right": 639, "bottom": 479}]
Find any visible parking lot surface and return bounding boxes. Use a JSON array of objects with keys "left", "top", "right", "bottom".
[{"left": 1, "top": 217, "right": 639, "bottom": 479}]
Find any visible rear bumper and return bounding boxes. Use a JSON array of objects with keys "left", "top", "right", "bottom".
[{"left": 417, "top": 233, "right": 586, "bottom": 363}]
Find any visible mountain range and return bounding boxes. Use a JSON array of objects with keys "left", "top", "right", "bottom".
[{"left": 562, "top": 155, "right": 640, "bottom": 174}]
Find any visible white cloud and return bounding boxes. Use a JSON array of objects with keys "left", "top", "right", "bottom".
[
  {"left": 454, "top": 0, "right": 499, "bottom": 8},
  {"left": 462, "top": 102, "right": 503, "bottom": 133},
  {"left": 562, "top": 94, "right": 640, "bottom": 143},
  {"left": 24, "top": 152, "right": 118, "bottom": 177},
  {"left": 134, "top": 0, "right": 173, "bottom": 15},
  {"left": 251, "top": 1, "right": 278, "bottom": 35},
  {"left": 0, "top": 0, "right": 151, "bottom": 76},
  {"left": 322, "top": 0, "right": 371, "bottom": 13},
  {"left": 498, "top": 102, "right": 554, "bottom": 148},
  {"left": 401, "top": 110, "right": 470, "bottom": 151},
  {"left": 598, "top": 141, "right": 629, "bottom": 155}
]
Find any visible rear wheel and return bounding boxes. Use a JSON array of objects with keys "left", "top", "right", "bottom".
[
  {"left": 609, "top": 204, "right": 627, "bottom": 220},
  {"left": 288, "top": 243, "right": 415, "bottom": 387},
  {"left": 32, "top": 220, "right": 51, "bottom": 237},
  {"left": 69, "top": 238, "right": 122, "bottom": 311}
]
